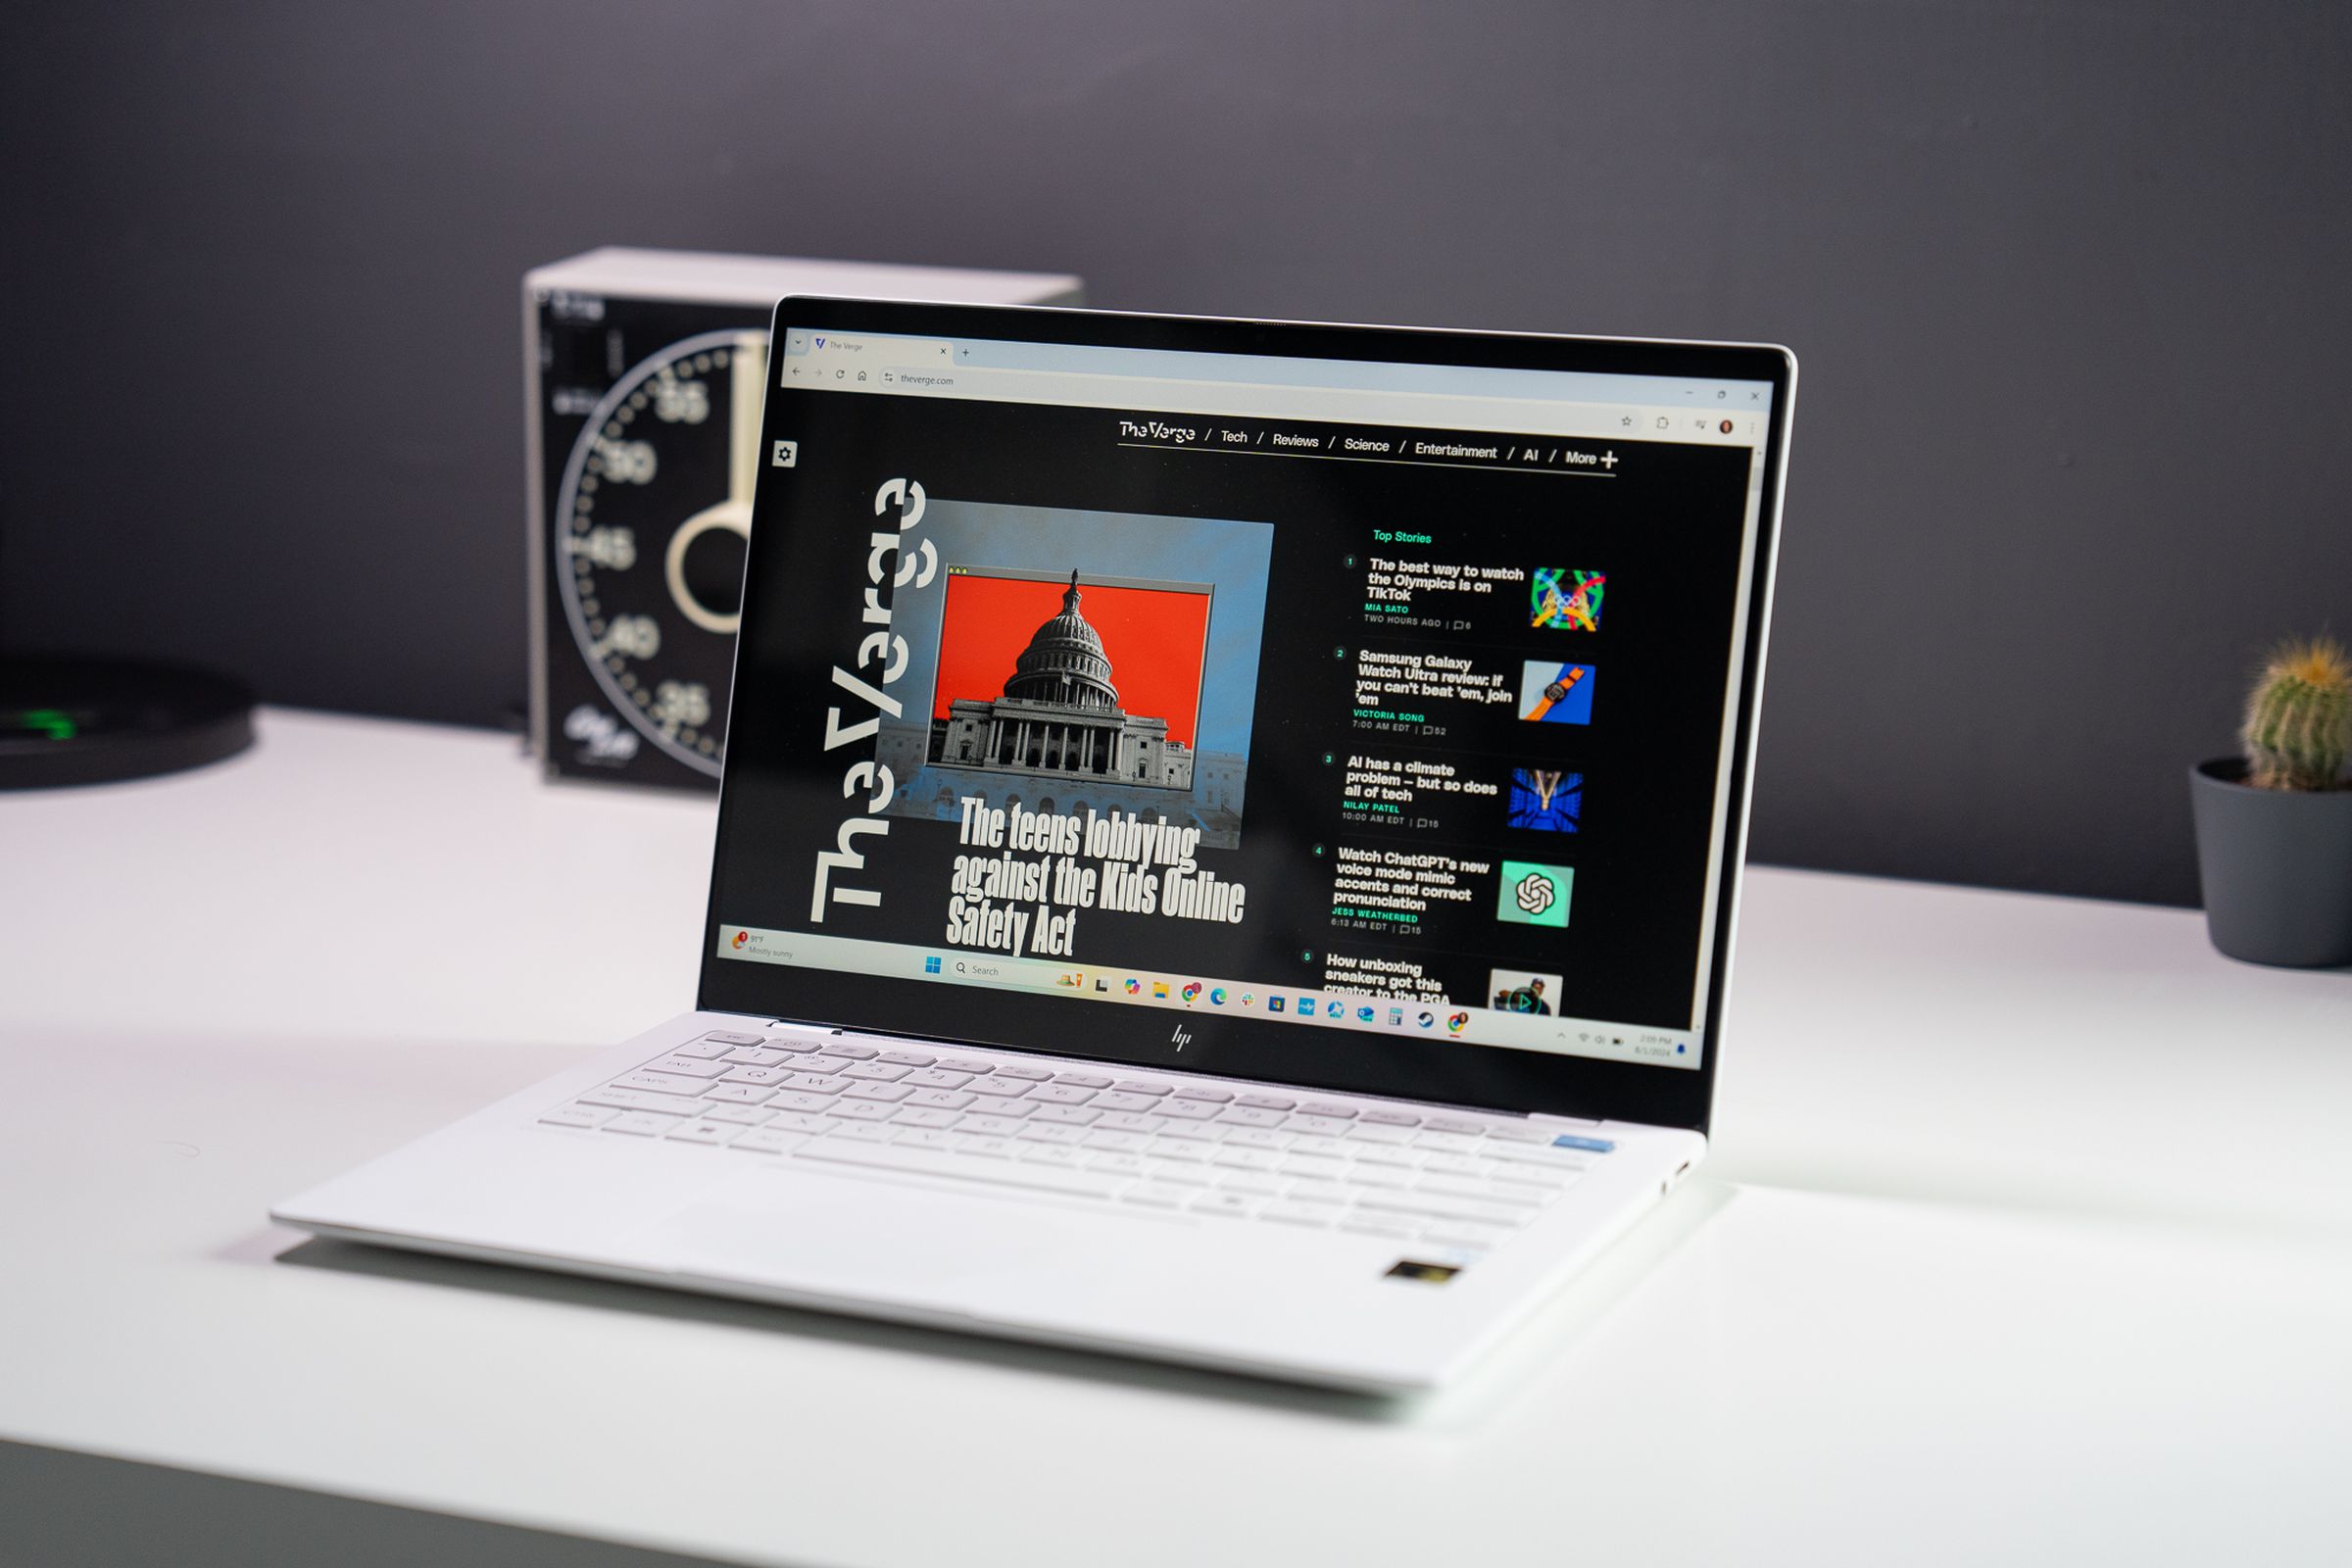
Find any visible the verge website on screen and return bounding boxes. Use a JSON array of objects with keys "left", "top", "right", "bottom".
[{"left": 707, "top": 327, "right": 1771, "bottom": 1075}]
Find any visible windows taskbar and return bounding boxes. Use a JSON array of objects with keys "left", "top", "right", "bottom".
[{"left": 712, "top": 925, "right": 1702, "bottom": 1070}]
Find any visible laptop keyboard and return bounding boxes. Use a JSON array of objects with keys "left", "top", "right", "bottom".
[{"left": 538, "top": 1027, "right": 1612, "bottom": 1254}]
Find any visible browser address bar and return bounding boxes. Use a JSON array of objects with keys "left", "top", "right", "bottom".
[{"left": 864, "top": 363, "right": 1752, "bottom": 444}]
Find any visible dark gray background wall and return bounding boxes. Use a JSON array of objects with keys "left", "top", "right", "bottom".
[{"left": 4, "top": 1, "right": 2346, "bottom": 906}]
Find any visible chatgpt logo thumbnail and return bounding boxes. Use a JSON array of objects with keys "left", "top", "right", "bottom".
[{"left": 1495, "top": 861, "right": 1573, "bottom": 928}]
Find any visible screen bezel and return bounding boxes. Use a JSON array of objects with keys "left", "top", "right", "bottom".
[{"left": 695, "top": 299, "right": 1794, "bottom": 1136}]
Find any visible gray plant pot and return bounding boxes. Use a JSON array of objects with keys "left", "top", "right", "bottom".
[{"left": 2189, "top": 759, "right": 2352, "bottom": 968}]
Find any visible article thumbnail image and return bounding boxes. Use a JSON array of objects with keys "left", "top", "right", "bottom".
[
  {"left": 1507, "top": 769, "right": 1582, "bottom": 832},
  {"left": 874, "top": 500, "right": 1274, "bottom": 852},
  {"left": 1517, "top": 662, "right": 1595, "bottom": 725},
  {"left": 1488, "top": 967, "right": 1565, "bottom": 1015},
  {"left": 1531, "top": 568, "right": 1604, "bottom": 632},
  {"left": 1495, "top": 860, "right": 1573, "bottom": 928}
]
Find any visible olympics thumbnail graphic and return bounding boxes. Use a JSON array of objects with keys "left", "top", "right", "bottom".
[
  {"left": 1531, "top": 568, "right": 1604, "bottom": 632},
  {"left": 1517, "top": 662, "right": 1595, "bottom": 724}
]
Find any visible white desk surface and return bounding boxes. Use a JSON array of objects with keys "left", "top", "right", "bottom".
[{"left": 5, "top": 708, "right": 2348, "bottom": 1566}]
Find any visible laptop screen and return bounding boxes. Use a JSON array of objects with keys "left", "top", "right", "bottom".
[{"left": 696, "top": 303, "right": 1791, "bottom": 1130}]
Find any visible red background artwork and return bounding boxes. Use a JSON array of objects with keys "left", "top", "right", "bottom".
[{"left": 931, "top": 572, "right": 1209, "bottom": 748}]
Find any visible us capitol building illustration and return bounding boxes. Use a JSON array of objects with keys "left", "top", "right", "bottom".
[
  {"left": 931, "top": 571, "right": 1195, "bottom": 788},
  {"left": 875, "top": 569, "right": 1248, "bottom": 850}
]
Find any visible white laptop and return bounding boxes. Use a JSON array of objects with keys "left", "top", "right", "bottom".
[{"left": 274, "top": 303, "right": 1795, "bottom": 1394}]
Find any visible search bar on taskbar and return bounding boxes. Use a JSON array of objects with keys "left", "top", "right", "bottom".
[{"left": 940, "top": 956, "right": 1084, "bottom": 992}]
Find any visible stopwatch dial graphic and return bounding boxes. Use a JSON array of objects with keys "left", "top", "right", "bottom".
[{"left": 555, "top": 328, "right": 769, "bottom": 776}]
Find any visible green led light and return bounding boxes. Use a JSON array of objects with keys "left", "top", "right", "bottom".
[{"left": 17, "top": 709, "right": 77, "bottom": 740}]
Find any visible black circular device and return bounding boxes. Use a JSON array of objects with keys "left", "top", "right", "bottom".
[
  {"left": 554, "top": 328, "right": 766, "bottom": 779},
  {"left": 0, "top": 657, "right": 255, "bottom": 789}
]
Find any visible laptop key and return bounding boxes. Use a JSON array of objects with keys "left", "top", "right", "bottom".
[
  {"left": 842, "top": 1062, "right": 910, "bottom": 1083},
  {"left": 799, "top": 1055, "right": 855, "bottom": 1075},
  {"left": 964, "top": 1078, "right": 1033, "bottom": 1099},
  {"left": 1215, "top": 1106, "right": 1287, "bottom": 1129},
  {"left": 614, "top": 1070, "right": 718, "bottom": 1097},
  {"left": 702, "top": 1102, "right": 773, "bottom": 1125},
  {"left": 580, "top": 1087, "right": 704, "bottom": 1116},
  {"left": 1344, "top": 1122, "right": 1416, "bottom": 1146},
  {"left": 785, "top": 1073, "right": 851, "bottom": 1095},
  {"left": 538, "top": 1105, "right": 615, "bottom": 1129},
  {"left": 1422, "top": 1220, "right": 1516, "bottom": 1250},
  {"left": 668, "top": 1039, "right": 736, "bottom": 1060},
  {"left": 1029, "top": 1083, "right": 1098, "bottom": 1105},
  {"left": 1482, "top": 1123, "right": 1553, "bottom": 1144},
  {"left": 1112, "top": 1081, "right": 1171, "bottom": 1097},
  {"left": 1121, "top": 1183, "right": 1193, "bottom": 1208},
  {"left": 843, "top": 1082, "right": 913, "bottom": 1103},
  {"left": 956, "top": 1113, "right": 1027, "bottom": 1137},
  {"left": 904, "top": 1089, "right": 975, "bottom": 1110},
  {"left": 1355, "top": 1191, "right": 1527, "bottom": 1226},
  {"left": 829, "top": 1044, "right": 881, "bottom": 1060},
  {"left": 602, "top": 1112, "right": 675, "bottom": 1136},
  {"left": 1356, "top": 1108, "right": 1421, "bottom": 1127},
  {"left": 1235, "top": 1094, "right": 1296, "bottom": 1110},
  {"left": 902, "top": 1069, "right": 972, "bottom": 1091},
  {"left": 1262, "top": 1200, "right": 1345, "bottom": 1227},
  {"left": 937, "top": 1057, "right": 996, "bottom": 1074},
  {"left": 878, "top": 1050, "right": 936, "bottom": 1066},
  {"left": 1283, "top": 1114, "right": 1354, "bottom": 1137},
  {"left": 1029, "top": 1104, "right": 1100, "bottom": 1125},
  {"left": 719, "top": 1065, "right": 789, "bottom": 1087},
  {"left": 830, "top": 1121, "right": 899, "bottom": 1143},
  {"left": 993, "top": 1064, "right": 1054, "bottom": 1081},
  {"left": 720, "top": 1047, "right": 792, "bottom": 1067},
  {"left": 729, "top": 1128, "right": 811, "bottom": 1155},
  {"left": 1422, "top": 1117, "right": 1489, "bottom": 1136},
  {"left": 1190, "top": 1192, "right": 1262, "bottom": 1219},
  {"left": 1089, "top": 1091, "right": 1163, "bottom": 1113},
  {"left": 1052, "top": 1072, "right": 1113, "bottom": 1089},
  {"left": 770, "top": 1091, "right": 840, "bottom": 1114},
  {"left": 890, "top": 1107, "right": 961, "bottom": 1130},
  {"left": 1156, "top": 1098, "right": 1225, "bottom": 1121},
  {"left": 826, "top": 1101, "right": 900, "bottom": 1122},
  {"left": 794, "top": 1139, "right": 1124, "bottom": 1199},
  {"left": 1172, "top": 1086, "right": 1233, "bottom": 1102},
  {"left": 1341, "top": 1214, "right": 1421, "bottom": 1240},
  {"left": 1297, "top": 1102, "right": 1357, "bottom": 1119},
  {"left": 702, "top": 1031, "right": 764, "bottom": 1047},
  {"left": 666, "top": 1119, "right": 742, "bottom": 1146}
]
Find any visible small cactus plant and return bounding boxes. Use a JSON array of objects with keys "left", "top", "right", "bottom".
[{"left": 2241, "top": 636, "right": 2352, "bottom": 791}]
